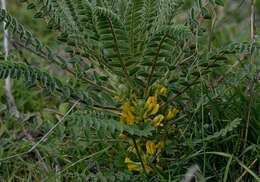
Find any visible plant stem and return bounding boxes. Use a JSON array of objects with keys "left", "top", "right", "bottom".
[
  {"left": 132, "top": 137, "right": 149, "bottom": 177},
  {"left": 243, "top": 0, "right": 256, "bottom": 164},
  {"left": 108, "top": 18, "right": 135, "bottom": 90},
  {"left": 145, "top": 34, "right": 168, "bottom": 97}
]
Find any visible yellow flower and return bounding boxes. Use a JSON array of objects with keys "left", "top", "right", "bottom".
[
  {"left": 143, "top": 111, "right": 148, "bottom": 119},
  {"left": 159, "top": 86, "right": 167, "bottom": 95},
  {"left": 125, "top": 112, "right": 135, "bottom": 125},
  {"left": 144, "top": 96, "right": 160, "bottom": 118},
  {"left": 152, "top": 114, "right": 165, "bottom": 127},
  {"left": 145, "top": 96, "right": 152, "bottom": 108},
  {"left": 155, "top": 140, "right": 165, "bottom": 162},
  {"left": 125, "top": 157, "right": 153, "bottom": 173},
  {"left": 156, "top": 141, "right": 165, "bottom": 152},
  {"left": 123, "top": 101, "right": 134, "bottom": 113},
  {"left": 150, "top": 103, "right": 159, "bottom": 115},
  {"left": 128, "top": 145, "right": 139, "bottom": 155},
  {"left": 166, "top": 107, "right": 179, "bottom": 121},
  {"left": 145, "top": 96, "right": 157, "bottom": 112},
  {"left": 121, "top": 101, "right": 136, "bottom": 125},
  {"left": 125, "top": 157, "right": 141, "bottom": 172},
  {"left": 146, "top": 140, "right": 156, "bottom": 156}
]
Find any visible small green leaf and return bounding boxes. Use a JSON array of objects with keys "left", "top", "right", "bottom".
[
  {"left": 59, "top": 103, "right": 70, "bottom": 115},
  {"left": 27, "top": 3, "right": 36, "bottom": 10},
  {"left": 33, "top": 12, "right": 44, "bottom": 18},
  {"left": 215, "top": 0, "right": 224, "bottom": 6}
]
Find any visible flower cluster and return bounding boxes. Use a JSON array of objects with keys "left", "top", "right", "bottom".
[
  {"left": 121, "top": 101, "right": 136, "bottom": 125},
  {"left": 124, "top": 140, "right": 165, "bottom": 173},
  {"left": 119, "top": 85, "right": 179, "bottom": 173}
]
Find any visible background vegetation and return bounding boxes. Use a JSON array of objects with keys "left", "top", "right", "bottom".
[{"left": 0, "top": 0, "right": 259, "bottom": 181}]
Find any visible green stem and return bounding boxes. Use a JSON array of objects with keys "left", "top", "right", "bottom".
[
  {"left": 108, "top": 19, "right": 135, "bottom": 90},
  {"left": 145, "top": 34, "right": 168, "bottom": 97},
  {"left": 132, "top": 137, "right": 149, "bottom": 177}
]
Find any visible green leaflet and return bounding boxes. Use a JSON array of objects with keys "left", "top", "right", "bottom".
[
  {"left": 0, "top": 9, "right": 47, "bottom": 53},
  {"left": 95, "top": 7, "right": 134, "bottom": 81},
  {"left": 0, "top": 62, "right": 93, "bottom": 106},
  {"left": 66, "top": 110, "right": 154, "bottom": 137}
]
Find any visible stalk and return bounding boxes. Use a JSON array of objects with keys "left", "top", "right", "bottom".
[{"left": 1, "top": 0, "right": 19, "bottom": 117}]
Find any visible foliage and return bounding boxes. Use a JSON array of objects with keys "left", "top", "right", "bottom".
[{"left": 0, "top": 0, "right": 259, "bottom": 181}]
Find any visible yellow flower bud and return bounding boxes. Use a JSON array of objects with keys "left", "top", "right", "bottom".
[
  {"left": 152, "top": 114, "right": 164, "bottom": 127},
  {"left": 145, "top": 96, "right": 153, "bottom": 108},
  {"left": 159, "top": 86, "right": 167, "bottom": 95},
  {"left": 121, "top": 101, "right": 136, "bottom": 125},
  {"left": 146, "top": 140, "right": 156, "bottom": 155},
  {"left": 156, "top": 141, "right": 165, "bottom": 151},
  {"left": 123, "top": 102, "right": 134, "bottom": 113},
  {"left": 166, "top": 107, "right": 179, "bottom": 120},
  {"left": 143, "top": 111, "right": 148, "bottom": 119},
  {"left": 126, "top": 112, "right": 135, "bottom": 125},
  {"left": 145, "top": 96, "right": 157, "bottom": 112},
  {"left": 128, "top": 145, "right": 137, "bottom": 155},
  {"left": 150, "top": 104, "right": 160, "bottom": 115},
  {"left": 124, "top": 157, "right": 141, "bottom": 172}
]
